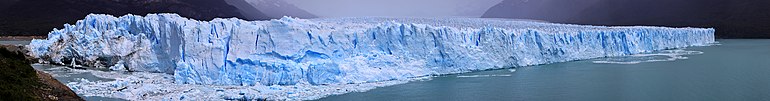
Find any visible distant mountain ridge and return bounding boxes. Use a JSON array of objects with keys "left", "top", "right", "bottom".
[
  {"left": 237, "top": 0, "right": 316, "bottom": 18},
  {"left": 482, "top": 0, "right": 770, "bottom": 39},
  {"left": 0, "top": 0, "right": 271, "bottom": 36},
  {"left": 224, "top": 0, "right": 273, "bottom": 20}
]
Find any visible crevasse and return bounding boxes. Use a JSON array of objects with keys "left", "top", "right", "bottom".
[{"left": 27, "top": 14, "right": 715, "bottom": 86}]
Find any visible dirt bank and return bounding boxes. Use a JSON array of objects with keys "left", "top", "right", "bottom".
[{"left": 0, "top": 46, "right": 82, "bottom": 101}]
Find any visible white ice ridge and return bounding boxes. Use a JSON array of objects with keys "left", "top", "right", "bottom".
[{"left": 27, "top": 14, "right": 715, "bottom": 86}]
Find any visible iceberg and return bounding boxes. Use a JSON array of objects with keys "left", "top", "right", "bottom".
[{"left": 28, "top": 14, "right": 715, "bottom": 86}]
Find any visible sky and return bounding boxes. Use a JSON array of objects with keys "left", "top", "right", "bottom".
[
  {"left": 1, "top": 0, "right": 768, "bottom": 38},
  {"left": 283, "top": 0, "right": 503, "bottom": 17}
]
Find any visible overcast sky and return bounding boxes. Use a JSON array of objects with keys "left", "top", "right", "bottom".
[{"left": 283, "top": 0, "right": 503, "bottom": 17}]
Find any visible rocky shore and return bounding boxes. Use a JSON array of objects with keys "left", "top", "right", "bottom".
[
  {"left": 0, "top": 44, "right": 35, "bottom": 62},
  {"left": 0, "top": 45, "right": 82, "bottom": 100}
]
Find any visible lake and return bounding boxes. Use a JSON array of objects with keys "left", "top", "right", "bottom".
[{"left": 318, "top": 39, "right": 770, "bottom": 101}]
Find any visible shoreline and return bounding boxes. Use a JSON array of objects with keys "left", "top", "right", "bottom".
[
  {"left": 0, "top": 44, "right": 35, "bottom": 62},
  {"left": 0, "top": 46, "right": 82, "bottom": 100}
]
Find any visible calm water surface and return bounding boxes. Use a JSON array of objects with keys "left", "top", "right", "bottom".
[
  {"left": 319, "top": 39, "right": 770, "bottom": 101},
  {"left": 0, "top": 40, "right": 31, "bottom": 45}
]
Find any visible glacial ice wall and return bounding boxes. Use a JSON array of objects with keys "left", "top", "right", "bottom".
[{"left": 28, "top": 14, "right": 715, "bottom": 86}]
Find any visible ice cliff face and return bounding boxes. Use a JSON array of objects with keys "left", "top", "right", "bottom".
[{"left": 28, "top": 14, "right": 715, "bottom": 86}]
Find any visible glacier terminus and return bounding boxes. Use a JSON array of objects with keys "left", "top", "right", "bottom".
[{"left": 26, "top": 14, "right": 714, "bottom": 100}]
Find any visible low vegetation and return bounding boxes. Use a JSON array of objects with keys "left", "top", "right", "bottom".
[{"left": 0, "top": 47, "right": 82, "bottom": 100}]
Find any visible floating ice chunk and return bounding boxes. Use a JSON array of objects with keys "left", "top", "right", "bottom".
[
  {"left": 41, "top": 67, "right": 416, "bottom": 100},
  {"left": 456, "top": 74, "right": 512, "bottom": 78},
  {"left": 592, "top": 49, "right": 703, "bottom": 64}
]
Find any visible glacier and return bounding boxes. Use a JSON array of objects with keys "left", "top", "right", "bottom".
[{"left": 27, "top": 14, "right": 715, "bottom": 86}]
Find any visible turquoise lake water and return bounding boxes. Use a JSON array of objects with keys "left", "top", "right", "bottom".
[{"left": 318, "top": 39, "right": 770, "bottom": 101}]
